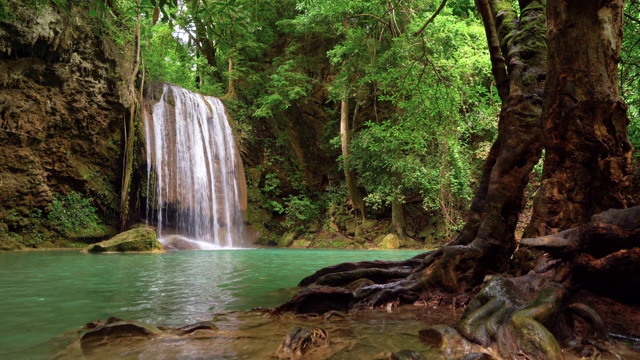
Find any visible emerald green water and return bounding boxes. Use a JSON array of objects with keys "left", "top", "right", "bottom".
[{"left": 0, "top": 249, "right": 423, "bottom": 359}]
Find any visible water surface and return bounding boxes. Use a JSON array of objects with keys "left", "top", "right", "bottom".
[{"left": 0, "top": 249, "right": 424, "bottom": 358}]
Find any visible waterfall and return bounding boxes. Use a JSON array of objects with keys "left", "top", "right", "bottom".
[{"left": 143, "top": 83, "right": 247, "bottom": 249}]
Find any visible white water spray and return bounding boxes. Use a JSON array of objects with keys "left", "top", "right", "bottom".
[{"left": 143, "top": 83, "right": 246, "bottom": 248}]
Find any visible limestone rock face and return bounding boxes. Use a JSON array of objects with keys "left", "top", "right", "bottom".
[
  {"left": 0, "top": 2, "right": 129, "bottom": 246},
  {"left": 81, "top": 227, "right": 163, "bottom": 253}
]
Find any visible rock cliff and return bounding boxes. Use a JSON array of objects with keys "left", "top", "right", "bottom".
[{"left": 0, "top": 2, "right": 129, "bottom": 248}]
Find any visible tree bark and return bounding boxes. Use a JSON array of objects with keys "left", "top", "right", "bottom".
[
  {"left": 340, "top": 99, "right": 366, "bottom": 221},
  {"left": 187, "top": 0, "right": 222, "bottom": 83},
  {"left": 226, "top": 56, "right": 236, "bottom": 99},
  {"left": 525, "top": 0, "right": 633, "bottom": 237},
  {"left": 415, "top": 0, "right": 547, "bottom": 291},
  {"left": 275, "top": 2, "right": 639, "bottom": 358},
  {"left": 119, "top": 0, "right": 142, "bottom": 230},
  {"left": 391, "top": 197, "right": 405, "bottom": 237}
]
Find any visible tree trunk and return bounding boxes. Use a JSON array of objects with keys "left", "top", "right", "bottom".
[
  {"left": 187, "top": 0, "right": 222, "bottom": 83},
  {"left": 416, "top": 0, "right": 547, "bottom": 291},
  {"left": 340, "top": 99, "right": 366, "bottom": 221},
  {"left": 119, "top": 0, "right": 142, "bottom": 230},
  {"left": 391, "top": 197, "right": 405, "bottom": 237},
  {"left": 275, "top": 1, "right": 639, "bottom": 358},
  {"left": 226, "top": 56, "right": 236, "bottom": 99},
  {"left": 524, "top": 0, "right": 633, "bottom": 237}
]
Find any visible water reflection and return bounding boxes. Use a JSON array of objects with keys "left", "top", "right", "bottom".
[{"left": 0, "top": 249, "right": 423, "bottom": 359}]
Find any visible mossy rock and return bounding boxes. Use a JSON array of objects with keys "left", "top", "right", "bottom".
[
  {"left": 360, "top": 220, "right": 376, "bottom": 233},
  {"left": 246, "top": 205, "right": 272, "bottom": 224},
  {"left": 330, "top": 238, "right": 351, "bottom": 248},
  {"left": 374, "top": 234, "right": 387, "bottom": 246},
  {"left": 353, "top": 235, "right": 368, "bottom": 245},
  {"left": 379, "top": 234, "right": 400, "bottom": 249},
  {"left": 65, "top": 225, "right": 116, "bottom": 242},
  {"left": 277, "top": 232, "right": 297, "bottom": 247},
  {"left": 405, "top": 225, "right": 416, "bottom": 238},
  {"left": 247, "top": 223, "right": 271, "bottom": 245},
  {"left": 306, "top": 220, "right": 321, "bottom": 234},
  {"left": 0, "top": 234, "right": 25, "bottom": 251},
  {"left": 400, "top": 237, "right": 422, "bottom": 249},
  {"left": 310, "top": 233, "right": 352, "bottom": 248},
  {"left": 345, "top": 219, "right": 357, "bottom": 235},
  {"left": 291, "top": 239, "right": 310, "bottom": 248},
  {"left": 81, "top": 227, "right": 163, "bottom": 253},
  {"left": 419, "top": 225, "right": 436, "bottom": 239}
]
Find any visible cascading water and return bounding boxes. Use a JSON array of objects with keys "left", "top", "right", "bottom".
[{"left": 143, "top": 83, "right": 247, "bottom": 249}]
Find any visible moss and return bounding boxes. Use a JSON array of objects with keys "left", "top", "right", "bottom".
[
  {"left": 373, "top": 234, "right": 387, "bottom": 246},
  {"left": 331, "top": 239, "right": 348, "bottom": 248},
  {"left": 291, "top": 239, "right": 310, "bottom": 248},
  {"left": 81, "top": 227, "right": 163, "bottom": 253},
  {"left": 0, "top": 229, "right": 25, "bottom": 250},
  {"left": 399, "top": 236, "right": 422, "bottom": 249},
  {"left": 379, "top": 234, "right": 400, "bottom": 249},
  {"left": 277, "top": 232, "right": 297, "bottom": 247}
]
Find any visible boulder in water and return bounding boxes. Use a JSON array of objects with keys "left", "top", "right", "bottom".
[
  {"left": 81, "top": 227, "right": 164, "bottom": 253},
  {"left": 79, "top": 317, "right": 163, "bottom": 352}
]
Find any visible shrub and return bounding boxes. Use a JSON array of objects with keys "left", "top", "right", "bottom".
[
  {"left": 284, "top": 194, "right": 320, "bottom": 230},
  {"left": 47, "top": 191, "right": 102, "bottom": 235}
]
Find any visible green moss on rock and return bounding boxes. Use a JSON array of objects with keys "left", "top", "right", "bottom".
[
  {"left": 277, "top": 232, "right": 297, "bottom": 247},
  {"left": 291, "top": 239, "right": 310, "bottom": 248},
  {"left": 81, "top": 227, "right": 163, "bottom": 253},
  {"left": 379, "top": 233, "right": 400, "bottom": 249}
]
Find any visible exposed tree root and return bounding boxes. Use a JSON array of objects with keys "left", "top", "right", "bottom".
[
  {"left": 298, "top": 255, "right": 427, "bottom": 286},
  {"left": 275, "top": 206, "right": 640, "bottom": 358},
  {"left": 522, "top": 205, "right": 640, "bottom": 304}
]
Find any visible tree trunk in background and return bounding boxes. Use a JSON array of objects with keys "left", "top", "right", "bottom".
[
  {"left": 119, "top": 0, "right": 142, "bottom": 230},
  {"left": 188, "top": 0, "right": 222, "bottom": 84},
  {"left": 226, "top": 56, "right": 236, "bottom": 99},
  {"left": 340, "top": 99, "right": 366, "bottom": 221},
  {"left": 391, "top": 197, "right": 405, "bottom": 237},
  {"left": 418, "top": 0, "right": 547, "bottom": 291},
  {"left": 524, "top": 0, "right": 633, "bottom": 237}
]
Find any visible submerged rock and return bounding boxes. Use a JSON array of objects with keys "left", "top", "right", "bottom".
[
  {"left": 81, "top": 227, "right": 163, "bottom": 253},
  {"left": 274, "top": 326, "right": 330, "bottom": 359}
]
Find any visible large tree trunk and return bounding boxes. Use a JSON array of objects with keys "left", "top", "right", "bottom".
[
  {"left": 340, "top": 99, "right": 366, "bottom": 221},
  {"left": 524, "top": 0, "right": 633, "bottom": 237},
  {"left": 416, "top": 0, "right": 547, "bottom": 292},
  {"left": 275, "top": 1, "right": 639, "bottom": 358}
]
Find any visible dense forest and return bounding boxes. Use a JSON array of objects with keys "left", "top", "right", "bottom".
[
  {"left": 0, "top": 0, "right": 639, "bottom": 249},
  {"left": 2, "top": 0, "right": 640, "bottom": 358}
]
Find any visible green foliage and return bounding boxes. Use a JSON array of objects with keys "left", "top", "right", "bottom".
[
  {"left": 143, "top": 23, "right": 204, "bottom": 91},
  {"left": 65, "top": 0, "right": 508, "bottom": 235},
  {"left": 341, "top": 5, "right": 497, "bottom": 229},
  {"left": 621, "top": 1, "right": 640, "bottom": 157},
  {"left": 253, "top": 55, "right": 313, "bottom": 118},
  {"left": 0, "top": 0, "right": 14, "bottom": 21},
  {"left": 47, "top": 192, "right": 103, "bottom": 235},
  {"left": 261, "top": 173, "right": 284, "bottom": 214},
  {"left": 283, "top": 194, "right": 321, "bottom": 230},
  {"left": 23, "top": 209, "right": 45, "bottom": 247}
]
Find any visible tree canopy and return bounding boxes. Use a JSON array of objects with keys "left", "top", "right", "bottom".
[{"left": 97, "top": 0, "right": 639, "bottom": 239}]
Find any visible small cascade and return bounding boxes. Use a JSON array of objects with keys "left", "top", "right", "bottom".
[{"left": 143, "top": 83, "right": 247, "bottom": 249}]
